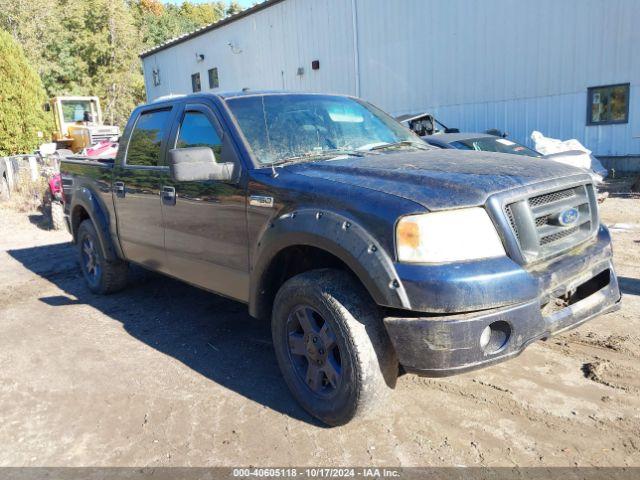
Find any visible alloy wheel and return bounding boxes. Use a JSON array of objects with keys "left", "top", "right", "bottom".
[
  {"left": 286, "top": 306, "right": 342, "bottom": 396},
  {"left": 81, "top": 237, "right": 100, "bottom": 281}
]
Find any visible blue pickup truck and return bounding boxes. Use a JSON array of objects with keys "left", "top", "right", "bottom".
[{"left": 61, "top": 92, "right": 621, "bottom": 425}]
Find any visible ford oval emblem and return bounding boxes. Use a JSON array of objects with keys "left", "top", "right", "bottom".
[{"left": 558, "top": 207, "right": 579, "bottom": 226}]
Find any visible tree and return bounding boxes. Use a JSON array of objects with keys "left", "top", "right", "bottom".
[
  {"left": 0, "top": 0, "right": 61, "bottom": 91},
  {"left": 0, "top": 0, "right": 243, "bottom": 142},
  {"left": 134, "top": 1, "right": 228, "bottom": 49},
  {"left": 179, "top": 2, "right": 226, "bottom": 26},
  {"left": 37, "top": 0, "right": 146, "bottom": 127},
  {"left": 0, "top": 30, "right": 51, "bottom": 155},
  {"left": 226, "top": 1, "right": 244, "bottom": 16},
  {"left": 139, "top": 0, "right": 163, "bottom": 16},
  {"left": 88, "top": 0, "right": 146, "bottom": 126}
]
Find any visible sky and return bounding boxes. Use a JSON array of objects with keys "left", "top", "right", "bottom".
[{"left": 164, "top": 0, "right": 256, "bottom": 6}]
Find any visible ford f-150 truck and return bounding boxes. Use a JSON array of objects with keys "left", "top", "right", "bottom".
[{"left": 61, "top": 92, "right": 621, "bottom": 425}]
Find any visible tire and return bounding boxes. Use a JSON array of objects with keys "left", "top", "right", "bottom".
[
  {"left": 77, "top": 219, "right": 128, "bottom": 294},
  {"left": 50, "top": 200, "right": 65, "bottom": 230},
  {"left": 55, "top": 149, "right": 74, "bottom": 158},
  {"left": 0, "top": 175, "right": 9, "bottom": 202},
  {"left": 272, "top": 269, "right": 398, "bottom": 426}
]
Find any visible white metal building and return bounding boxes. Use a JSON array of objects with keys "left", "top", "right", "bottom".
[{"left": 141, "top": 0, "right": 640, "bottom": 165}]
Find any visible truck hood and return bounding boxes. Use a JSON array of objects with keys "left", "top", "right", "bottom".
[{"left": 289, "top": 149, "right": 587, "bottom": 210}]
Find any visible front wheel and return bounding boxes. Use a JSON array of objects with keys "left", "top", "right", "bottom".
[
  {"left": 77, "top": 219, "right": 128, "bottom": 294},
  {"left": 272, "top": 269, "right": 398, "bottom": 426}
]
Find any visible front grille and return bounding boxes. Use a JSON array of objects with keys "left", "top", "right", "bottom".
[
  {"left": 505, "top": 204, "right": 520, "bottom": 239},
  {"left": 528, "top": 188, "right": 575, "bottom": 207},
  {"left": 502, "top": 183, "right": 597, "bottom": 262},
  {"left": 90, "top": 133, "right": 117, "bottom": 143},
  {"left": 535, "top": 215, "right": 550, "bottom": 227},
  {"left": 539, "top": 226, "right": 579, "bottom": 245}
]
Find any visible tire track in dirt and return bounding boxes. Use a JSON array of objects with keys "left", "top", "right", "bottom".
[
  {"left": 542, "top": 331, "right": 640, "bottom": 395},
  {"left": 1, "top": 199, "right": 639, "bottom": 466},
  {"left": 397, "top": 358, "right": 640, "bottom": 464}
]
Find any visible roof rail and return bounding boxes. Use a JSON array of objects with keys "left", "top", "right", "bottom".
[{"left": 152, "top": 94, "right": 187, "bottom": 103}]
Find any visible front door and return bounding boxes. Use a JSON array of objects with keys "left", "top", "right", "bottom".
[
  {"left": 161, "top": 103, "right": 249, "bottom": 301},
  {"left": 112, "top": 107, "right": 174, "bottom": 270}
]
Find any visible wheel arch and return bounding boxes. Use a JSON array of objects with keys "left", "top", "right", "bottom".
[
  {"left": 249, "top": 209, "right": 410, "bottom": 320},
  {"left": 0, "top": 167, "right": 9, "bottom": 189},
  {"left": 70, "top": 188, "right": 123, "bottom": 262}
]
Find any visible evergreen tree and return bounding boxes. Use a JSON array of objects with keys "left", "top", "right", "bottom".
[
  {"left": 0, "top": 0, "right": 245, "bottom": 137},
  {"left": 0, "top": 0, "right": 59, "bottom": 87},
  {"left": 226, "top": 1, "right": 244, "bottom": 16},
  {"left": 0, "top": 30, "right": 51, "bottom": 155}
]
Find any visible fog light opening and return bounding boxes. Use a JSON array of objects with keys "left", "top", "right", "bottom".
[{"left": 480, "top": 321, "right": 511, "bottom": 354}]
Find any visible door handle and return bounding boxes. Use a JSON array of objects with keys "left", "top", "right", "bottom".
[
  {"left": 162, "top": 185, "right": 176, "bottom": 205},
  {"left": 114, "top": 181, "right": 125, "bottom": 197}
]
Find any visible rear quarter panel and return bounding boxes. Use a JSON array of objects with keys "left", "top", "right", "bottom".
[{"left": 60, "top": 158, "right": 122, "bottom": 258}]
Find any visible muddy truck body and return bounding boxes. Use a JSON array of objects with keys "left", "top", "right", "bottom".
[{"left": 60, "top": 92, "right": 621, "bottom": 425}]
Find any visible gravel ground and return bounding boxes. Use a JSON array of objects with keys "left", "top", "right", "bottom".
[{"left": 0, "top": 198, "right": 638, "bottom": 467}]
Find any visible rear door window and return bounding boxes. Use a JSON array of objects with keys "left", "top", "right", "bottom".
[{"left": 126, "top": 109, "right": 172, "bottom": 167}]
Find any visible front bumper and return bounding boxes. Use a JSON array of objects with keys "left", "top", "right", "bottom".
[{"left": 384, "top": 226, "right": 621, "bottom": 376}]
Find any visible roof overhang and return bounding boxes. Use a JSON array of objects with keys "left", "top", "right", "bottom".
[{"left": 139, "top": 0, "right": 286, "bottom": 59}]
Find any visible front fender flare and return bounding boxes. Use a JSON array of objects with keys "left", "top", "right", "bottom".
[{"left": 249, "top": 209, "right": 411, "bottom": 319}]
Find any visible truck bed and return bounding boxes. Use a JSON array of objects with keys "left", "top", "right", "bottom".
[
  {"left": 62, "top": 155, "right": 115, "bottom": 166},
  {"left": 60, "top": 156, "right": 115, "bottom": 217}
]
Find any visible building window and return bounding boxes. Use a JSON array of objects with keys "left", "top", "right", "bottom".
[
  {"left": 191, "top": 73, "right": 201, "bottom": 93},
  {"left": 587, "top": 83, "right": 630, "bottom": 125},
  {"left": 208, "top": 68, "right": 219, "bottom": 89},
  {"left": 152, "top": 68, "right": 161, "bottom": 87}
]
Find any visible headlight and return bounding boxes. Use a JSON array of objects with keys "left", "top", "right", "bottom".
[{"left": 396, "top": 208, "right": 506, "bottom": 263}]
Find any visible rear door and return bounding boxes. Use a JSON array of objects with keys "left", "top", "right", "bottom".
[
  {"left": 112, "top": 106, "right": 174, "bottom": 268},
  {"left": 161, "top": 101, "right": 249, "bottom": 301}
]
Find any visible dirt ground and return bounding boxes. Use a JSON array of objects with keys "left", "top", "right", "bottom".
[{"left": 0, "top": 197, "right": 639, "bottom": 467}]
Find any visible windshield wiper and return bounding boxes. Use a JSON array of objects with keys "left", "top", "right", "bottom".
[
  {"left": 321, "top": 148, "right": 367, "bottom": 158},
  {"left": 269, "top": 149, "right": 366, "bottom": 167},
  {"left": 368, "top": 140, "right": 431, "bottom": 151}
]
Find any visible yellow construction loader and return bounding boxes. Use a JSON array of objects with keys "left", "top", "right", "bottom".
[{"left": 47, "top": 96, "right": 120, "bottom": 153}]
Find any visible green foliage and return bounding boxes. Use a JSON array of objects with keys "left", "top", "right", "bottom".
[
  {"left": 0, "top": 0, "right": 243, "bottom": 140},
  {"left": 0, "top": 0, "right": 59, "bottom": 89},
  {"left": 25, "top": 0, "right": 146, "bottom": 127},
  {"left": 134, "top": 1, "right": 229, "bottom": 49},
  {"left": 0, "top": 30, "right": 51, "bottom": 155},
  {"left": 226, "top": 1, "right": 244, "bottom": 16}
]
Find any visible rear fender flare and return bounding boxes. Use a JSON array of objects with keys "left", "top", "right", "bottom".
[
  {"left": 249, "top": 209, "right": 411, "bottom": 319},
  {"left": 70, "top": 187, "right": 122, "bottom": 262}
]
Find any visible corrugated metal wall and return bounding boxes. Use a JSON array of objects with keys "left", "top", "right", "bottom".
[
  {"left": 143, "top": 0, "right": 356, "bottom": 98},
  {"left": 142, "top": 0, "right": 640, "bottom": 157}
]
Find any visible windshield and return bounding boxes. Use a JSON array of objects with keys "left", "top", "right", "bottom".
[
  {"left": 61, "top": 100, "right": 94, "bottom": 123},
  {"left": 450, "top": 137, "right": 541, "bottom": 157},
  {"left": 226, "top": 94, "right": 427, "bottom": 164}
]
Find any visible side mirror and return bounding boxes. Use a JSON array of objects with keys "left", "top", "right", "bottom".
[{"left": 169, "top": 147, "right": 234, "bottom": 182}]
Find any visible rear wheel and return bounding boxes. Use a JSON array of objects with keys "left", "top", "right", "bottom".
[
  {"left": 49, "top": 200, "right": 65, "bottom": 230},
  {"left": 272, "top": 269, "right": 397, "bottom": 426},
  {"left": 55, "top": 149, "right": 74, "bottom": 158},
  {"left": 0, "top": 175, "right": 9, "bottom": 202},
  {"left": 77, "top": 219, "right": 128, "bottom": 294}
]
